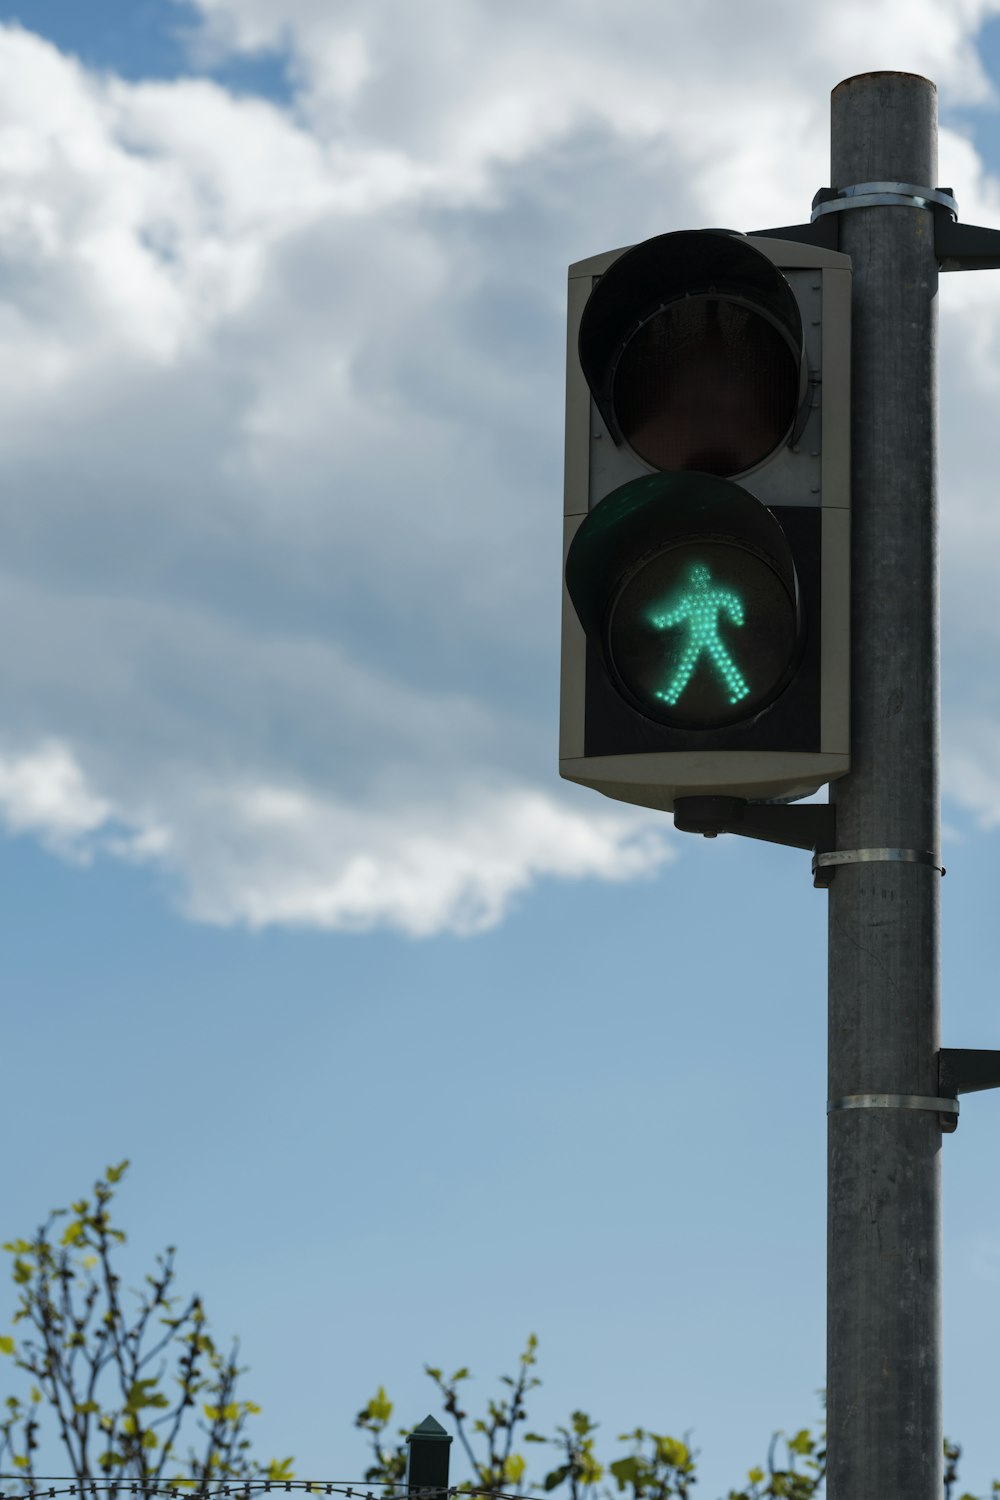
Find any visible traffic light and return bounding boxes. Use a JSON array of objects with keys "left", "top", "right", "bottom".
[{"left": 560, "top": 228, "right": 851, "bottom": 814}]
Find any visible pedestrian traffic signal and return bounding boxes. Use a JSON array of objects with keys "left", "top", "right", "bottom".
[{"left": 560, "top": 229, "right": 851, "bottom": 813}]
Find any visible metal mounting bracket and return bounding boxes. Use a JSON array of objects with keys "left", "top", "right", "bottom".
[
  {"left": 753, "top": 185, "right": 1000, "bottom": 272},
  {"left": 750, "top": 217, "right": 841, "bottom": 252},
  {"left": 829, "top": 1093, "right": 960, "bottom": 1132},
  {"left": 813, "top": 847, "right": 945, "bottom": 878},
  {"left": 936, "top": 1048, "right": 1000, "bottom": 1133},
  {"left": 934, "top": 218, "right": 1000, "bottom": 272},
  {"left": 812, "top": 182, "right": 958, "bottom": 219},
  {"left": 672, "top": 796, "right": 836, "bottom": 887}
]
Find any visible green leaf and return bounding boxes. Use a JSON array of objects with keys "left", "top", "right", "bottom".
[
  {"left": 655, "top": 1436, "right": 690, "bottom": 1469},
  {"left": 0, "top": 1336, "right": 14, "bottom": 1356},
  {"left": 126, "top": 1378, "right": 170, "bottom": 1413},
  {"left": 267, "top": 1458, "right": 295, "bottom": 1482},
  {"left": 748, "top": 1468, "right": 765, "bottom": 1484},
  {"left": 543, "top": 1465, "right": 570, "bottom": 1491},
  {"left": 787, "top": 1429, "right": 814, "bottom": 1457},
  {"left": 61, "top": 1222, "right": 85, "bottom": 1247},
  {"left": 580, "top": 1457, "right": 604, "bottom": 1486},
  {"left": 105, "top": 1161, "right": 129, "bottom": 1184},
  {"left": 609, "top": 1457, "right": 639, "bottom": 1490},
  {"left": 366, "top": 1387, "right": 393, "bottom": 1424}
]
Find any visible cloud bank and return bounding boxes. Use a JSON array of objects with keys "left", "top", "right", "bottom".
[{"left": 1, "top": 1, "right": 999, "bottom": 931}]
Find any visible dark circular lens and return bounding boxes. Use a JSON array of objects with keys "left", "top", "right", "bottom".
[
  {"left": 607, "top": 539, "right": 799, "bottom": 729},
  {"left": 612, "top": 295, "right": 799, "bottom": 476}
]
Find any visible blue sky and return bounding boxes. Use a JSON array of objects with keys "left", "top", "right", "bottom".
[{"left": 1, "top": 2, "right": 1000, "bottom": 1498}]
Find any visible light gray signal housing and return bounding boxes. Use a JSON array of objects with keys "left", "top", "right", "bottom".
[{"left": 559, "top": 232, "right": 851, "bottom": 812}]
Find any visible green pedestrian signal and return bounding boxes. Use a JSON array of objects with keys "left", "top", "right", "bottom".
[
  {"left": 565, "top": 469, "right": 804, "bottom": 736},
  {"left": 560, "top": 227, "right": 851, "bottom": 812},
  {"left": 651, "top": 563, "right": 750, "bottom": 709}
]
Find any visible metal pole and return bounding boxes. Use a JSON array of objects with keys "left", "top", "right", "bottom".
[{"left": 826, "top": 73, "right": 941, "bottom": 1500}]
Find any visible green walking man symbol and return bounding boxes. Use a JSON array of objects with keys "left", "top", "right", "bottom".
[{"left": 650, "top": 561, "right": 751, "bottom": 707}]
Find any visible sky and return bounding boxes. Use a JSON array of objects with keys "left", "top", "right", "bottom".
[{"left": 1, "top": 1, "right": 1000, "bottom": 1496}]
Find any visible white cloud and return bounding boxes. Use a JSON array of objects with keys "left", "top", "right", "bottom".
[
  {"left": 0, "top": 727, "right": 673, "bottom": 935},
  {"left": 2, "top": 0, "right": 1000, "bottom": 931},
  {"left": 0, "top": 740, "right": 111, "bottom": 852},
  {"left": 177, "top": 0, "right": 1000, "bottom": 227},
  {"left": 0, "top": 560, "right": 673, "bottom": 932},
  {"left": 170, "top": 781, "right": 672, "bottom": 936}
]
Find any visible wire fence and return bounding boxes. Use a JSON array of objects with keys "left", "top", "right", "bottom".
[{"left": 0, "top": 1482, "right": 530, "bottom": 1500}]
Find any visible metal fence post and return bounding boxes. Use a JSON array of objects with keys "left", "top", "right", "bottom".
[{"left": 405, "top": 1416, "right": 452, "bottom": 1500}]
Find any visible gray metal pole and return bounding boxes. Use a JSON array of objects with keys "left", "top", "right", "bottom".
[{"left": 826, "top": 73, "right": 941, "bottom": 1500}]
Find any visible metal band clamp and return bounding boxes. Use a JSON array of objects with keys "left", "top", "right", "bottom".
[
  {"left": 829, "top": 1093, "right": 959, "bottom": 1119},
  {"left": 812, "top": 847, "right": 945, "bottom": 877},
  {"left": 812, "top": 183, "right": 958, "bottom": 220}
]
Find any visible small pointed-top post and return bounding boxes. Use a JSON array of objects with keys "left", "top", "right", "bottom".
[{"left": 405, "top": 1416, "right": 452, "bottom": 1500}]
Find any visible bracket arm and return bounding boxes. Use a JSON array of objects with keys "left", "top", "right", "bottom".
[
  {"left": 938, "top": 1048, "right": 1000, "bottom": 1097},
  {"left": 672, "top": 796, "right": 836, "bottom": 886}
]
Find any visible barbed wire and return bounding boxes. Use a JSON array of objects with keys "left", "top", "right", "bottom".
[
  {"left": 0, "top": 1483, "right": 400, "bottom": 1500},
  {"left": 0, "top": 1481, "right": 535, "bottom": 1500}
]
